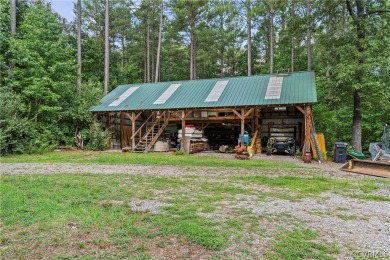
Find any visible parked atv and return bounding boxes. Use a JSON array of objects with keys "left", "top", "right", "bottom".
[{"left": 266, "top": 137, "right": 296, "bottom": 156}]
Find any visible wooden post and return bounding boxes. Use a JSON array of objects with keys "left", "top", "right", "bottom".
[
  {"left": 120, "top": 112, "right": 124, "bottom": 148},
  {"left": 254, "top": 108, "right": 260, "bottom": 153},
  {"left": 92, "top": 113, "right": 98, "bottom": 124},
  {"left": 107, "top": 112, "right": 111, "bottom": 129},
  {"left": 241, "top": 108, "right": 245, "bottom": 147},
  {"left": 201, "top": 123, "right": 210, "bottom": 136},
  {"left": 107, "top": 112, "right": 111, "bottom": 148},
  {"left": 303, "top": 104, "right": 312, "bottom": 163},
  {"left": 181, "top": 110, "right": 186, "bottom": 153},
  {"left": 131, "top": 112, "right": 136, "bottom": 150},
  {"left": 251, "top": 108, "right": 255, "bottom": 132}
]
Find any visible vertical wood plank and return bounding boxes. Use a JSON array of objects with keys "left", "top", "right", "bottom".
[
  {"left": 131, "top": 111, "right": 136, "bottom": 149},
  {"left": 241, "top": 108, "right": 245, "bottom": 147},
  {"left": 304, "top": 104, "right": 312, "bottom": 162},
  {"left": 181, "top": 111, "right": 186, "bottom": 152}
]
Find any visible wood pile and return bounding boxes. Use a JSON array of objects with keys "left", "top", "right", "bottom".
[
  {"left": 189, "top": 140, "right": 208, "bottom": 154},
  {"left": 122, "top": 146, "right": 131, "bottom": 152},
  {"left": 254, "top": 137, "right": 261, "bottom": 154},
  {"left": 234, "top": 145, "right": 249, "bottom": 159}
]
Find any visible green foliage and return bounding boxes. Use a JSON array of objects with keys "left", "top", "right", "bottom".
[
  {"left": 9, "top": 4, "right": 76, "bottom": 123},
  {"left": 175, "top": 150, "right": 184, "bottom": 155},
  {"left": 83, "top": 123, "right": 111, "bottom": 151},
  {"left": 0, "top": 87, "right": 36, "bottom": 154},
  {"left": 1, "top": 0, "right": 389, "bottom": 155},
  {"left": 0, "top": 3, "right": 104, "bottom": 154},
  {"left": 313, "top": 1, "right": 390, "bottom": 150},
  {"left": 269, "top": 229, "right": 339, "bottom": 259}
]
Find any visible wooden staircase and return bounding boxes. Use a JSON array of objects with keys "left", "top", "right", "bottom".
[{"left": 133, "top": 112, "right": 170, "bottom": 153}]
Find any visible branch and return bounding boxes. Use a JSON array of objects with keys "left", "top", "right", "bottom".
[
  {"left": 366, "top": 9, "right": 390, "bottom": 16},
  {"left": 345, "top": 0, "right": 356, "bottom": 20}
]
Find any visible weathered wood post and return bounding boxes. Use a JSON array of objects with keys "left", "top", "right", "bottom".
[
  {"left": 241, "top": 109, "right": 245, "bottom": 147},
  {"left": 303, "top": 104, "right": 312, "bottom": 163},
  {"left": 131, "top": 112, "right": 136, "bottom": 150}
]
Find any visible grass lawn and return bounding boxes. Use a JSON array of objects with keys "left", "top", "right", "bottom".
[
  {"left": 1, "top": 152, "right": 389, "bottom": 259},
  {"left": 0, "top": 151, "right": 299, "bottom": 168}
]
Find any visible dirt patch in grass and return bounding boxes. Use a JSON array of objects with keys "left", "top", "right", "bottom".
[
  {"left": 1, "top": 158, "right": 389, "bottom": 259},
  {"left": 147, "top": 235, "right": 213, "bottom": 260}
]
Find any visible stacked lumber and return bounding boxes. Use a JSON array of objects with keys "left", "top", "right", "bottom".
[
  {"left": 189, "top": 140, "right": 208, "bottom": 154},
  {"left": 254, "top": 137, "right": 261, "bottom": 154}
]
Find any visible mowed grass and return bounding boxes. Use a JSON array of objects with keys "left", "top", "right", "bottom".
[
  {"left": 0, "top": 150, "right": 299, "bottom": 168},
  {"left": 1, "top": 172, "right": 388, "bottom": 259}
]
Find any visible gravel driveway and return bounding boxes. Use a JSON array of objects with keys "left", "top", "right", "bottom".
[{"left": 1, "top": 157, "right": 389, "bottom": 259}]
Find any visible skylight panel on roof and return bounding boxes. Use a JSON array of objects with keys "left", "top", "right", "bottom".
[
  {"left": 265, "top": 77, "right": 283, "bottom": 99},
  {"left": 153, "top": 84, "right": 181, "bottom": 104},
  {"left": 108, "top": 87, "right": 139, "bottom": 106},
  {"left": 204, "top": 80, "right": 229, "bottom": 102}
]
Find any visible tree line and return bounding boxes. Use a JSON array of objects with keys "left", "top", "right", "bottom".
[{"left": 1, "top": 0, "right": 389, "bottom": 155}]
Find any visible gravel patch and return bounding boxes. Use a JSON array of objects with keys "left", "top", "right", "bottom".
[
  {"left": 2, "top": 156, "right": 389, "bottom": 258},
  {"left": 129, "top": 199, "right": 172, "bottom": 214},
  {"left": 223, "top": 193, "right": 390, "bottom": 256}
]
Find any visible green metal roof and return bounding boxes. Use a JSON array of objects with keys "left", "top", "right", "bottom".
[{"left": 90, "top": 71, "right": 317, "bottom": 112}]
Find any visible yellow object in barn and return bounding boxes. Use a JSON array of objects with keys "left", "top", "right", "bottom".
[
  {"left": 311, "top": 133, "right": 327, "bottom": 160},
  {"left": 247, "top": 130, "right": 258, "bottom": 158}
]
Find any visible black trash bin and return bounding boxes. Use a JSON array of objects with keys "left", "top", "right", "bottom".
[{"left": 333, "top": 142, "right": 348, "bottom": 163}]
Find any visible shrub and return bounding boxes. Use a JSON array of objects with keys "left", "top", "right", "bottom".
[{"left": 83, "top": 123, "right": 111, "bottom": 151}]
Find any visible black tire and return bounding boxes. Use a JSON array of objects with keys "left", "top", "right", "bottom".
[{"left": 289, "top": 144, "right": 296, "bottom": 156}]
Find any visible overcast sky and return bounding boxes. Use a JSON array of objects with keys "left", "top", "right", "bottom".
[{"left": 51, "top": 0, "right": 76, "bottom": 22}]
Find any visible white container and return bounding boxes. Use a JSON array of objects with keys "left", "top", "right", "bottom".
[{"left": 154, "top": 141, "right": 170, "bottom": 152}]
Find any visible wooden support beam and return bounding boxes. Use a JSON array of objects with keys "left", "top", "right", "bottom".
[
  {"left": 232, "top": 109, "right": 242, "bottom": 119},
  {"left": 244, "top": 108, "right": 254, "bottom": 118},
  {"left": 232, "top": 107, "right": 254, "bottom": 119},
  {"left": 241, "top": 109, "right": 245, "bottom": 147},
  {"left": 131, "top": 112, "right": 136, "bottom": 149},
  {"left": 255, "top": 108, "right": 261, "bottom": 153},
  {"left": 120, "top": 112, "right": 124, "bottom": 148},
  {"left": 92, "top": 113, "right": 98, "bottom": 124},
  {"left": 168, "top": 116, "right": 240, "bottom": 122},
  {"left": 185, "top": 110, "right": 193, "bottom": 118},
  {"left": 125, "top": 111, "right": 142, "bottom": 122},
  {"left": 107, "top": 112, "right": 111, "bottom": 148},
  {"left": 107, "top": 113, "right": 111, "bottom": 129},
  {"left": 303, "top": 104, "right": 312, "bottom": 163},
  {"left": 295, "top": 105, "right": 307, "bottom": 117},
  {"left": 201, "top": 123, "right": 210, "bottom": 136},
  {"left": 181, "top": 111, "right": 186, "bottom": 152}
]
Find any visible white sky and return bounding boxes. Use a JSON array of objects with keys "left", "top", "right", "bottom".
[{"left": 51, "top": 0, "right": 76, "bottom": 22}]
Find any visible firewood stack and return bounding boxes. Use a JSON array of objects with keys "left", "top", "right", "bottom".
[
  {"left": 189, "top": 139, "right": 208, "bottom": 154},
  {"left": 254, "top": 137, "right": 261, "bottom": 154}
]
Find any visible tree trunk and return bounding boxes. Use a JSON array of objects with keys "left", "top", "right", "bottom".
[
  {"left": 190, "top": 8, "right": 196, "bottom": 80},
  {"left": 290, "top": 1, "right": 295, "bottom": 72},
  {"left": 352, "top": 90, "right": 362, "bottom": 151},
  {"left": 155, "top": 1, "right": 163, "bottom": 83},
  {"left": 246, "top": 0, "right": 252, "bottom": 76},
  {"left": 10, "top": 0, "right": 16, "bottom": 35},
  {"left": 121, "top": 32, "right": 125, "bottom": 71},
  {"left": 104, "top": 0, "right": 109, "bottom": 95},
  {"left": 146, "top": 18, "right": 150, "bottom": 83},
  {"left": 306, "top": 0, "right": 312, "bottom": 71},
  {"left": 77, "top": 0, "right": 82, "bottom": 90},
  {"left": 220, "top": 18, "right": 224, "bottom": 77},
  {"left": 269, "top": 2, "right": 274, "bottom": 74},
  {"left": 347, "top": 0, "right": 365, "bottom": 152}
]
